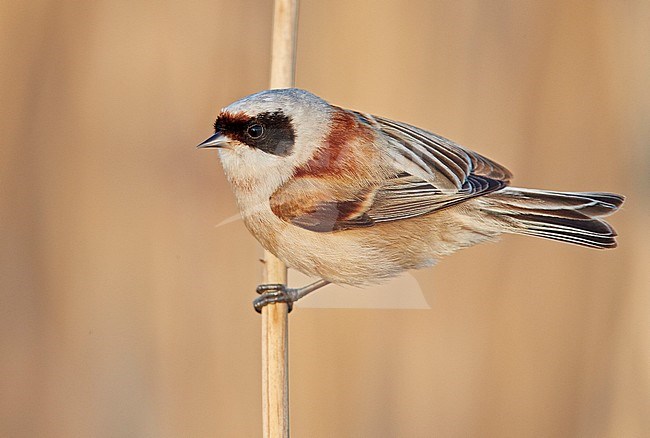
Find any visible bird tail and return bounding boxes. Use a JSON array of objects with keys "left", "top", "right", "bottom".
[{"left": 483, "top": 188, "right": 624, "bottom": 249}]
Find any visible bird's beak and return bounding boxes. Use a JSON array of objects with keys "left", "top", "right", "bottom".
[{"left": 197, "top": 132, "right": 229, "bottom": 149}]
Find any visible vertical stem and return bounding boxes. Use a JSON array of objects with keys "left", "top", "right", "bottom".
[
  {"left": 263, "top": 1, "right": 298, "bottom": 437},
  {"left": 270, "top": 0, "right": 299, "bottom": 90},
  {"left": 261, "top": 257, "right": 289, "bottom": 438}
]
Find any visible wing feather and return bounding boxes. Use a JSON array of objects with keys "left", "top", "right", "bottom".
[
  {"left": 363, "top": 113, "right": 513, "bottom": 187},
  {"left": 368, "top": 174, "right": 506, "bottom": 223}
]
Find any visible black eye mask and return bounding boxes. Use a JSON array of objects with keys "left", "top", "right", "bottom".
[{"left": 214, "top": 111, "right": 295, "bottom": 157}]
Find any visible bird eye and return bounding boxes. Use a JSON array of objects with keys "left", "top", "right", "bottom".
[{"left": 246, "top": 123, "right": 264, "bottom": 139}]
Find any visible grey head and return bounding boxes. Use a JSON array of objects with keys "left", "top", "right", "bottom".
[{"left": 198, "top": 88, "right": 332, "bottom": 157}]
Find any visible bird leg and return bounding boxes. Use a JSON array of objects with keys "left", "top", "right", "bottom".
[{"left": 254, "top": 279, "right": 330, "bottom": 313}]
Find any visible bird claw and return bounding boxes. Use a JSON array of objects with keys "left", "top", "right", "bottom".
[
  {"left": 254, "top": 284, "right": 295, "bottom": 313},
  {"left": 253, "top": 279, "right": 330, "bottom": 313}
]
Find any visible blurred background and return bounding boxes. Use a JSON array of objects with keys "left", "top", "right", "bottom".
[{"left": 2, "top": 1, "right": 649, "bottom": 436}]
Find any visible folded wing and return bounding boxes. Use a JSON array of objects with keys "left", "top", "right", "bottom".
[{"left": 270, "top": 111, "right": 513, "bottom": 232}]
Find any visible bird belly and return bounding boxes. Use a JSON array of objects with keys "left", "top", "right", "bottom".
[{"left": 242, "top": 204, "right": 500, "bottom": 286}]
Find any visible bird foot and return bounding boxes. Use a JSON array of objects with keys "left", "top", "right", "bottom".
[
  {"left": 254, "top": 284, "right": 296, "bottom": 313},
  {"left": 253, "top": 280, "right": 331, "bottom": 313}
]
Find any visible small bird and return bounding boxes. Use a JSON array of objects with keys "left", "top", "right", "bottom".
[{"left": 198, "top": 88, "right": 624, "bottom": 310}]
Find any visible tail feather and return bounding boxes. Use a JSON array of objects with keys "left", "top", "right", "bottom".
[{"left": 485, "top": 188, "right": 624, "bottom": 249}]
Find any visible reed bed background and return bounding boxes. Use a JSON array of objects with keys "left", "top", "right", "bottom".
[{"left": 1, "top": 1, "right": 648, "bottom": 436}]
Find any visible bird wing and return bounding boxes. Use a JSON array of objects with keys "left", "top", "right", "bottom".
[
  {"left": 270, "top": 112, "right": 513, "bottom": 232},
  {"left": 356, "top": 112, "right": 513, "bottom": 189},
  {"left": 367, "top": 172, "right": 506, "bottom": 223}
]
